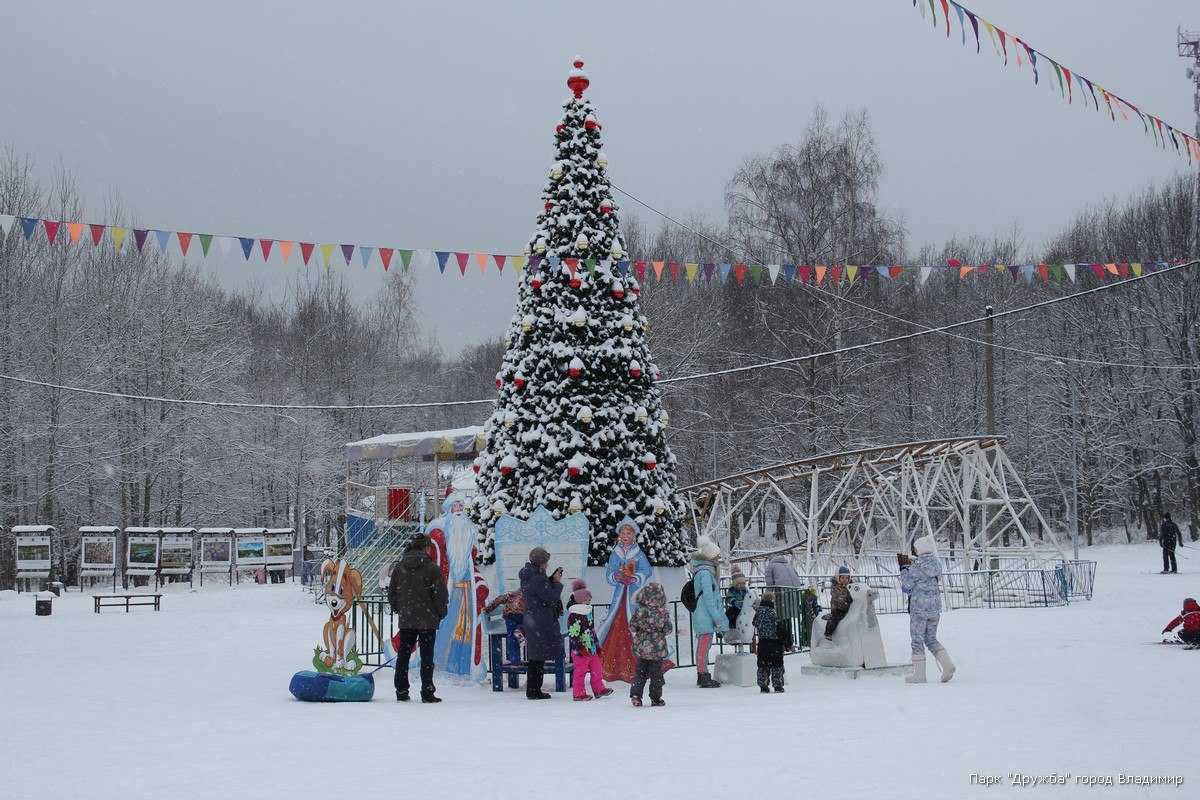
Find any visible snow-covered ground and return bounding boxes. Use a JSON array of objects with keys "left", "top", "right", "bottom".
[{"left": 3, "top": 543, "right": 1195, "bottom": 799}]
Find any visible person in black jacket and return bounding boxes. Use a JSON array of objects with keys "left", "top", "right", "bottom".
[
  {"left": 388, "top": 534, "right": 449, "bottom": 702},
  {"left": 519, "top": 547, "right": 564, "bottom": 700},
  {"left": 1160, "top": 513, "right": 1181, "bottom": 574}
]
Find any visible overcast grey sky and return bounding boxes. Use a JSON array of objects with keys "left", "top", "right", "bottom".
[{"left": 3, "top": 1, "right": 1195, "bottom": 354}]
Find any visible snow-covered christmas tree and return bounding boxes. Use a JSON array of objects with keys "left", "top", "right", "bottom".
[{"left": 468, "top": 58, "right": 688, "bottom": 567}]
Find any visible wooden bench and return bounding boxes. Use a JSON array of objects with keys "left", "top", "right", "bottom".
[
  {"left": 489, "top": 632, "right": 572, "bottom": 692},
  {"left": 94, "top": 594, "right": 162, "bottom": 613}
]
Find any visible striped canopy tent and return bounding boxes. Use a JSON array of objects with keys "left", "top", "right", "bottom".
[{"left": 345, "top": 425, "right": 485, "bottom": 464}]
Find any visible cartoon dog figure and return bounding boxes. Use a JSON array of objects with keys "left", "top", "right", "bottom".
[{"left": 319, "top": 559, "right": 364, "bottom": 670}]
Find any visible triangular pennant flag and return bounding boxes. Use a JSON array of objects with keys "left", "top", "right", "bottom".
[
  {"left": 177, "top": 232, "right": 193, "bottom": 256},
  {"left": 1007, "top": 264, "right": 1020, "bottom": 281},
  {"left": 199, "top": 233, "right": 214, "bottom": 256},
  {"left": 0, "top": 214, "right": 14, "bottom": 237},
  {"left": 649, "top": 260, "right": 663, "bottom": 280},
  {"left": 360, "top": 246, "right": 374, "bottom": 268},
  {"left": 703, "top": 263, "right": 716, "bottom": 283},
  {"left": 88, "top": 223, "right": 105, "bottom": 246},
  {"left": 260, "top": 239, "right": 274, "bottom": 261},
  {"left": 889, "top": 265, "right": 904, "bottom": 280},
  {"left": 634, "top": 261, "right": 646, "bottom": 281},
  {"left": 798, "top": 265, "right": 812, "bottom": 284},
  {"left": 341, "top": 244, "right": 355, "bottom": 266},
  {"left": 66, "top": 222, "right": 83, "bottom": 244},
  {"left": 874, "top": 265, "right": 889, "bottom": 279},
  {"left": 749, "top": 264, "right": 763, "bottom": 283},
  {"left": 474, "top": 252, "right": 489, "bottom": 272},
  {"left": 1105, "top": 263, "right": 1119, "bottom": 276},
  {"left": 781, "top": 264, "right": 796, "bottom": 282},
  {"left": 398, "top": 249, "right": 414, "bottom": 270},
  {"left": 133, "top": 228, "right": 150, "bottom": 251},
  {"left": 1049, "top": 264, "right": 1063, "bottom": 282},
  {"left": 584, "top": 258, "right": 598, "bottom": 278},
  {"left": 719, "top": 263, "right": 733, "bottom": 283},
  {"left": 918, "top": 266, "right": 932, "bottom": 286},
  {"left": 548, "top": 255, "right": 561, "bottom": 271},
  {"left": 614, "top": 260, "right": 628, "bottom": 276},
  {"left": 319, "top": 243, "right": 335, "bottom": 267},
  {"left": 940, "top": 0, "right": 950, "bottom": 37},
  {"left": 733, "top": 263, "right": 747, "bottom": 284},
  {"left": 1020, "top": 264, "right": 1035, "bottom": 283},
  {"left": 454, "top": 252, "right": 469, "bottom": 275},
  {"left": 1131, "top": 262, "right": 1143, "bottom": 277},
  {"left": 111, "top": 227, "right": 128, "bottom": 251},
  {"left": 1037, "top": 263, "right": 1049, "bottom": 282},
  {"left": 494, "top": 255, "right": 506, "bottom": 273},
  {"left": 959, "top": 265, "right": 973, "bottom": 279},
  {"left": 685, "top": 262, "right": 698, "bottom": 283},
  {"left": 669, "top": 261, "right": 681, "bottom": 281},
  {"left": 378, "top": 247, "right": 393, "bottom": 271},
  {"left": 277, "top": 240, "right": 292, "bottom": 263},
  {"left": 1090, "top": 263, "right": 1106, "bottom": 279},
  {"left": 511, "top": 255, "right": 526, "bottom": 274},
  {"left": 1063, "top": 264, "right": 1076, "bottom": 282},
  {"left": 43, "top": 219, "right": 61, "bottom": 244},
  {"left": 19, "top": 217, "right": 39, "bottom": 239},
  {"left": 299, "top": 242, "right": 315, "bottom": 265},
  {"left": 846, "top": 265, "right": 859, "bottom": 284},
  {"left": 435, "top": 251, "right": 450, "bottom": 274},
  {"left": 153, "top": 229, "right": 171, "bottom": 251},
  {"left": 215, "top": 235, "right": 234, "bottom": 257},
  {"left": 236, "top": 236, "right": 253, "bottom": 259},
  {"left": 819, "top": 265, "right": 831, "bottom": 285},
  {"left": 564, "top": 258, "right": 579, "bottom": 277},
  {"left": 767, "top": 264, "right": 780, "bottom": 284}
]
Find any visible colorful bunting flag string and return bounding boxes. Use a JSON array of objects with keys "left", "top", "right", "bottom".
[
  {"left": 912, "top": 0, "right": 1200, "bottom": 162},
  {"left": 0, "top": 210, "right": 1182, "bottom": 289}
]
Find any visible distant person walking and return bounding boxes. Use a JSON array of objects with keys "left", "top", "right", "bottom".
[{"left": 1159, "top": 513, "right": 1181, "bottom": 574}]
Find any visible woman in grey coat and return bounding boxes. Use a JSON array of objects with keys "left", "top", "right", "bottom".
[{"left": 899, "top": 535, "right": 955, "bottom": 683}]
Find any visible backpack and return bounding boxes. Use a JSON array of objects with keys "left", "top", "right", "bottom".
[{"left": 680, "top": 577, "right": 701, "bottom": 613}]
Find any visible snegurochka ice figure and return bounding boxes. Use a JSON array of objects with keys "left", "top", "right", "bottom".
[{"left": 597, "top": 517, "right": 654, "bottom": 682}]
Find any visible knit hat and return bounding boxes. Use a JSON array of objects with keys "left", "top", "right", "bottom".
[
  {"left": 529, "top": 547, "right": 550, "bottom": 567},
  {"left": 694, "top": 535, "right": 721, "bottom": 562},
  {"left": 406, "top": 533, "right": 431, "bottom": 551},
  {"left": 836, "top": 565, "right": 851, "bottom": 577},
  {"left": 914, "top": 535, "right": 937, "bottom": 556},
  {"left": 570, "top": 577, "right": 591, "bottom": 604},
  {"left": 731, "top": 565, "right": 748, "bottom": 587},
  {"left": 761, "top": 590, "right": 775, "bottom": 604}
]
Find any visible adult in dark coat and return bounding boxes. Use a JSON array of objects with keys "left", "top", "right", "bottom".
[
  {"left": 1160, "top": 513, "right": 1181, "bottom": 574},
  {"left": 519, "top": 547, "right": 564, "bottom": 700},
  {"left": 388, "top": 534, "right": 449, "bottom": 702}
]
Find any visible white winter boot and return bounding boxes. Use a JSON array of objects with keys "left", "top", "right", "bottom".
[
  {"left": 934, "top": 649, "right": 956, "bottom": 683},
  {"left": 905, "top": 656, "right": 926, "bottom": 684}
]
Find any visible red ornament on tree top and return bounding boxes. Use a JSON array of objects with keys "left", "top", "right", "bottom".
[{"left": 567, "top": 57, "right": 590, "bottom": 98}]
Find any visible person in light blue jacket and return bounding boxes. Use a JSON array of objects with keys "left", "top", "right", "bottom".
[
  {"left": 689, "top": 536, "right": 728, "bottom": 688},
  {"left": 899, "top": 534, "right": 955, "bottom": 684}
]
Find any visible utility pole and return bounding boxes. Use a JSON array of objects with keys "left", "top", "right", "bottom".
[
  {"left": 1069, "top": 377, "right": 1080, "bottom": 561},
  {"left": 1181, "top": 29, "right": 1200, "bottom": 259},
  {"left": 984, "top": 305, "right": 995, "bottom": 435}
]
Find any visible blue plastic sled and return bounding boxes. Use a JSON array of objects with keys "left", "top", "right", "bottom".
[{"left": 289, "top": 670, "right": 376, "bottom": 702}]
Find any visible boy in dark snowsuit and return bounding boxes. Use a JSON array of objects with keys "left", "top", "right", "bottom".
[
  {"left": 825, "top": 565, "right": 852, "bottom": 638},
  {"left": 629, "top": 582, "right": 672, "bottom": 706},
  {"left": 1163, "top": 598, "right": 1200, "bottom": 648},
  {"left": 753, "top": 591, "right": 791, "bottom": 692}
]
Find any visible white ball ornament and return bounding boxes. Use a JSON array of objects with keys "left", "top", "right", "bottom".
[
  {"left": 492, "top": 500, "right": 508, "bottom": 516},
  {"left": 575, "top": 233, "right": 589, "bottom": 251},
  {"left": 569, "top": 496, "right": 583, "bottom": 513},
  {"left": 610, "top": 242, "right": 624, "bottom": 259},
  {"left": 577, "top": 406, "right": 593, "bottom": 424},
  {"left": 596, "top": 152, "right": 608, "bottom": 169},
  {"left": 621, "top": 315, "right": 634, "bottom": 332},
  {"left": 550, "top": 165, "right": 563, "bottom": 180},
  {"left": 570, "top": 308, "right": 587, "bottom": 328},
  {"left": 635, "top": 406, "right": 648, "bottom": 423},
  {"left": 534, "top": 240, "right": 547, "bottom": 254},
  {"left": 522, "top": 314, "right": 534, "bottom": 332}
]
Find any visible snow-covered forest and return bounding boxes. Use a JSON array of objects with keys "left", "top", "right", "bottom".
[{"left": 0, "top": 103, "right": 1196, "bottom": 582}]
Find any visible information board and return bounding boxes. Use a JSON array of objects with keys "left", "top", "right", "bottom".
[
  {"left": 160, "top": 534, "right": 194, "bottom": 574},
  {"left": 16, "top": 535, "right": 52, "bottom": 576},
  {"left": 265, "top": 532, "right": 293, "bottom": 566},
  {"left": 125, "top": 535, "right": 160, "bottom": 575},
  {"left": 493, "top": 505, "right": 590, "bottom": 598},
  {"left": 235, "top": 533, "right": 265, "bottom": 567},
  {"left": 80, "top": 534, "right": 117, "bottom": 574}
]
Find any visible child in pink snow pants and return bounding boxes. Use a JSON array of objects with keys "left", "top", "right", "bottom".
[{"left": 566, "top": 579, "right": 614, "bottom": 701}]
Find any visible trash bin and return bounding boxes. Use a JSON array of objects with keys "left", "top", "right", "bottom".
[
  {"left": 35, "top": 595, "right": 53, "bottom": 616},
  {"left": 48, "top": 581, "right": 64, "bottom": 597}
]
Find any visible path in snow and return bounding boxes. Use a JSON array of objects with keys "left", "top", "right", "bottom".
[{"left": 3, "top": 542, "right": 1195, "bottom": 799}]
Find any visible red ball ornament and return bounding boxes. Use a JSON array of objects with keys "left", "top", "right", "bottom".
[
  {"left": 629, "top": 366, "right": 642, "bottom": 378},
  {"left": 568, "top": 366, "right": 582, "bottom": 378},
  {"left": 585, "top": 116, "right": 599, "bottom": 131},
  {"left": 599, "top": 200, "right": 613, "bottom": 215},
  {"left": 643, "top": 454, "right": 658, "bottom": 471},
  {"left": 569, "top": 276, "right": 582, "bottom": 290},
  {"left": 544, "top": 201, "right": 553, "bottom": 212},
  {"left": 555, "top": 123, "right": 565, "bottom": 134},
  {"left": 611, "top": 285, "right": 625, "bottom": 300},
  {"left": 531, "top": 276, "right": 543, "bottom": 290},
  {"left": 472, "top": 459, "right": 482, "bottom": 474},
  {"left": 514, "top": 376, "right": 526, "bottom": 390},
  {"left": 495, "top": 377, "right": 503, "bottom": 389},
  {"left": 567, "top": 58, "right": 590, "bottom": 98},
  {"left": 631, "top": 284, "right": 641, "bottom": 296},
  {"left": 500, "top": 464, "right": 514, "bottom": 476},
  {"left": 568, "top": 465, "right": 581, "bottom": 478}
]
